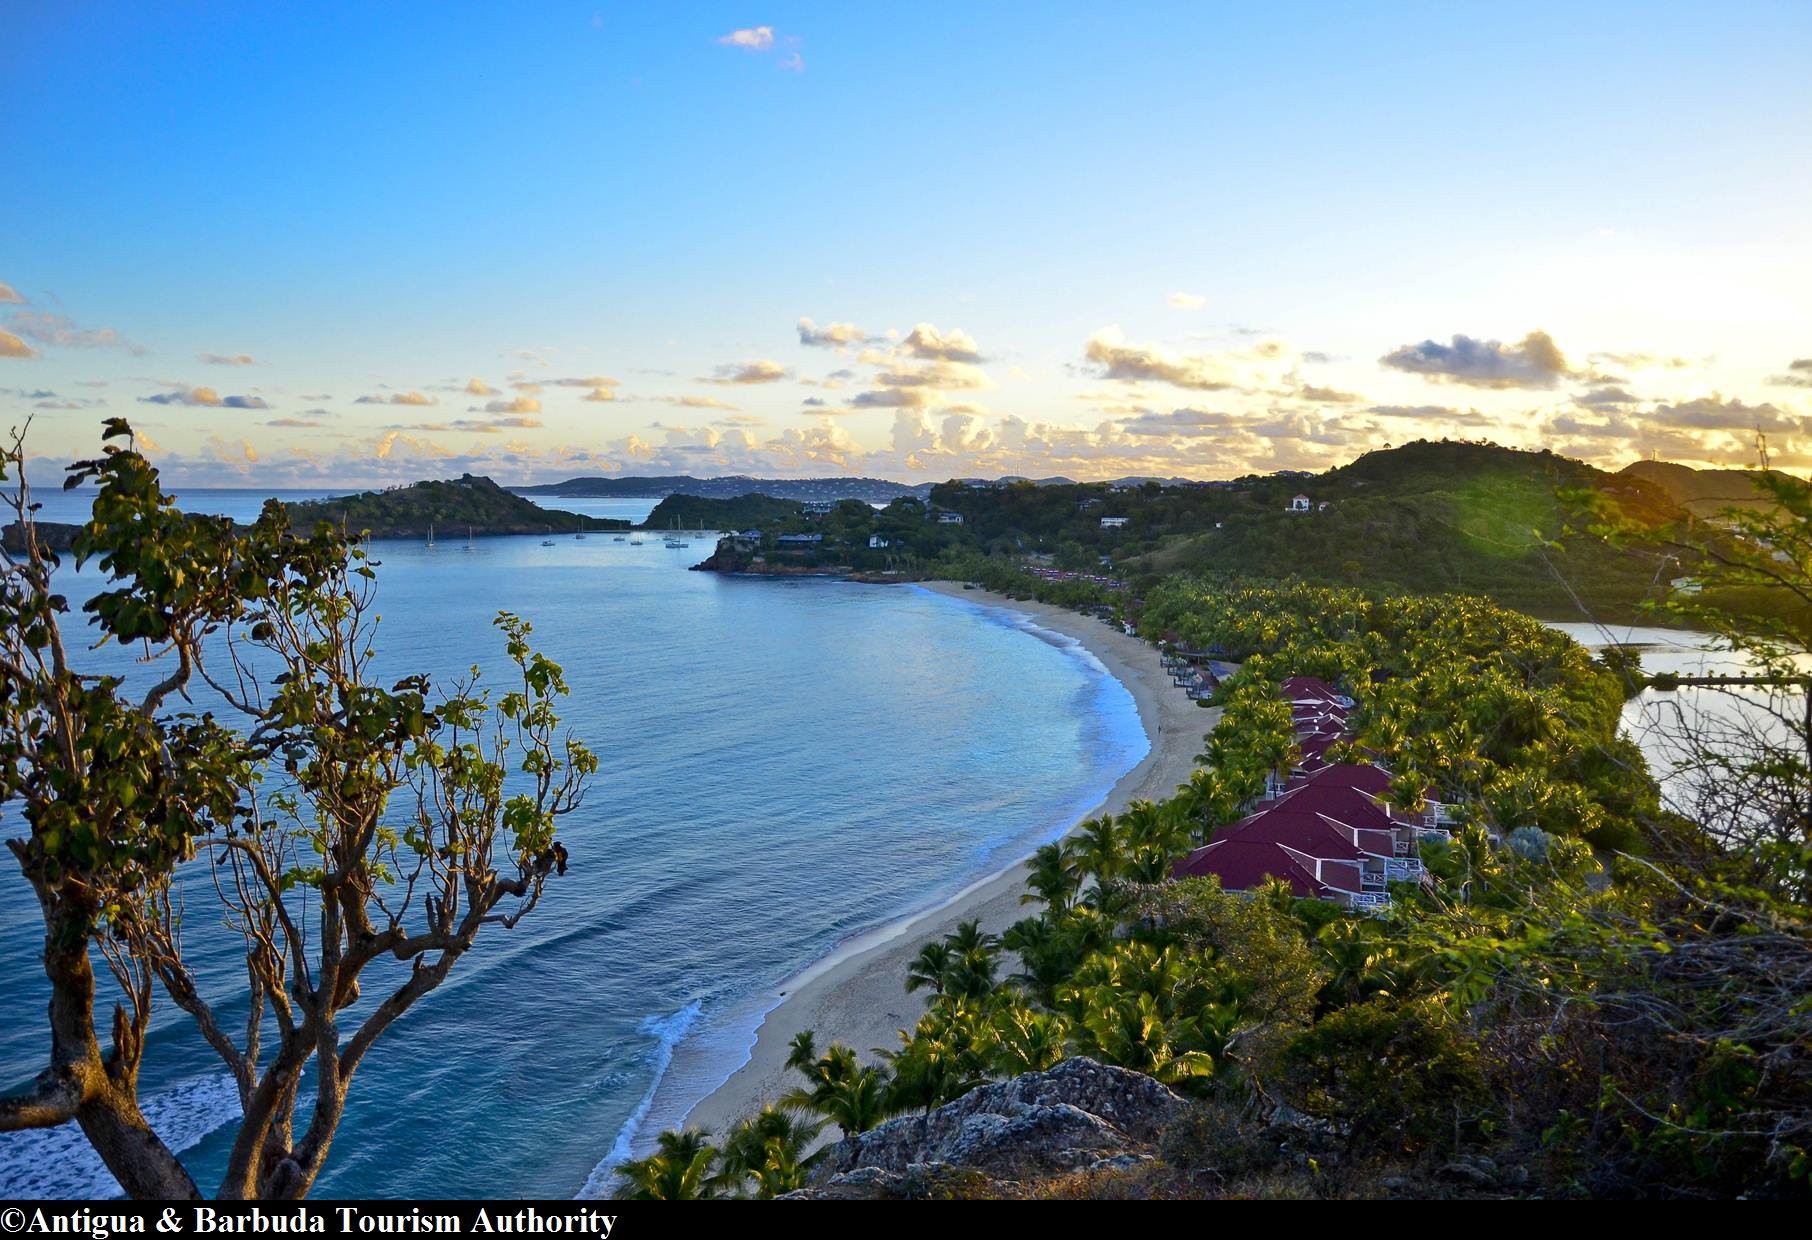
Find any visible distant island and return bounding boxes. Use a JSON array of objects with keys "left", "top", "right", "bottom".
[
  {"left": 285, "top": 474, "right": 627, "bottom": 539},
  {"left": 4, "top": 474, "right": 626, "bottom": 551},
  {"left": 512, "top": 473, "right": 935, "bottom": 504}
]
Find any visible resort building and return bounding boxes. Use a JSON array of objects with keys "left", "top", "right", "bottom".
[
  {"left": 869, "top": 534, "right": 891, "bottom": 549},
  {"left": 1173, "top": 674, "right": 1458, "bottom": 914},
  {"left": 935, "top": 510, "right": 965, "bottom": 525},
  {"left": 1100, "top": 516, "right": 1129, "bottom": 529},
  {"left": 775, "top": 533, "right": 823, "bottom": 549},
  {"left": 801, "top": 500, "right": 837, "bottom": 516},
  {"left": 1287, "top": 494, "right": 1313, "bottom": 513}
]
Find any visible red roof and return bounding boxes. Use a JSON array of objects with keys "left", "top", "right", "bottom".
[
  {"left": 1303, "top": 763, "right": 1393, "bottom": 798},
  {"left": 1219, "top": 808, "right": 1394, "bottom": 860},
  {"left": 1173, "top": 839, "right": 1331, "bottom": 897},
  {"left": 1269, "top": 782, "right": 1395, "bottom": 831},
  {"left": 1281, "top": 675, "right": 1343, "bottom": 704}
]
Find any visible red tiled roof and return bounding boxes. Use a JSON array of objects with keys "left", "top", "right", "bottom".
[
  {"left": 1269, "top": 782, "right": 1395, "bottom": 831},
  {"left": 1173, "top": 839, "right": 1332, "bottom": 897},
  {"left": 1303, "top": 763, "right": 1393, "bottom": 797},
  {"left": 1218, "top": 808, "right": 1394, "bottom": 860}
]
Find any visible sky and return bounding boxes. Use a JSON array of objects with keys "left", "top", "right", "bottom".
[{"left": 3, "top": 2, "right": 1810, "bottom": 487}]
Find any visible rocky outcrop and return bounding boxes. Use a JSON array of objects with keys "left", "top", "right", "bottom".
[{"left": 789, "top": 1058, "right": 1188, "bottom": 1198}]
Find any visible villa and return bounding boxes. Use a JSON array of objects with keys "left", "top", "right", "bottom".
[{"left": 1173, "top": 675, "right": 1464, "bottom": 914}]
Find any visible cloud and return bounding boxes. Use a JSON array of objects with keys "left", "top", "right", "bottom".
[
  {"left": 659, "top": 394, "right": 740, "bottom": 410},
  {"left": 1364, "top": 404, "right": 1495, "bottom": 427},
  {"left": 139, "top": 384, "right": 270, "bottom": 409},
  {"left": 797, "top": 318, "right": 873, "bottom": 349},
  {"left": 0, "top": 283, "right": 24, "bottom": 305},
  {"left": 1574, "top": 385, "right": 1639, "bottom": 410},
  {"left": 1295, "top": 384, "right": 1363, "bottom": 404},
  {"left": 1083, "top": 327, "right": 1245, "bottom": 391},
  {"left": 718, "top": 26, "right": 774, "bottom": 50},
  {"left": 1167, "top": 291, "right": 1207, "bottom": 310},
  {"left": 1587, "top": 350, "right": 1698, "bottom": 371},
  {"left": 1379, "top": 330, "right": 1574, "bottom": 389},
  {"left": 1119, "top": 408, "right": 1247, "bottom": 438},
  {"left": 7, "top": 311, "right": 143, "bottom": 353},
  {"left": 582, "top": 385, "right": 616, "bottom": 402},
  {"left": 267, "top": 417, "right": 328, "bottom": 429},
  {"left": 395, "top": 416, "right": 543, "bottom": 435},
  {"left": 1767, "top": 358, "right": 1812, "bottom": 389},
  {"left": 474, "top": 396, "right": 541, "bottom": 415},
  {"left": 779, "top": 51, "right": 805, "bottom": 72},
  {"left": 900, "top": 323, "right": 983, "bottom": 363},
  {"left": 354, "top": 391, "right": 439, "bottom": 406},
  {"left": 465, "top": 378, "right": 499, "bottom": 396},
  {"left": 874, "top": 359, "right": 990, "bottom": 390},
  {"left": 545, "top": 375, "right": 619, "bottom": 389},
  {"left": 198, "top": 352, "right": 258, "bottom": 366},
  {"left": 0, "top": 330, "right": 37, "bottom": 359},
  {"left": 706, "top": 359, "right": 790, "bottom": 385},
  {"left": 1647, "top": 396, "right": 1808, "bottom": 434}
]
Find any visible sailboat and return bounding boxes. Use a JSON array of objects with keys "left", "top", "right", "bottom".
[
  {"left": 462, "top": 526, "right": 475, "bottom": 553},
  {"left": 425, "top": 521, "right": 436, "bottom": 549}
]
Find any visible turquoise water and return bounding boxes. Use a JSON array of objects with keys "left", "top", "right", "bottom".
[{"left": 0, "top": 489, "right": 1147, "bottom": 1198}]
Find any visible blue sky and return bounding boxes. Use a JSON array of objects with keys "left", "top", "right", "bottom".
[{"left": 3, "top": 2, "right": 1809, "bottom": 484}]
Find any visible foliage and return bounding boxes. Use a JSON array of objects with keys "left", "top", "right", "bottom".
[{"left": 0, "top": 421, "right": 596, "bottom": 1199}]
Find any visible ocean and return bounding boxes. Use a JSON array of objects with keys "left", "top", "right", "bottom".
[{"left": 0, "top": 488, "right": 1148, "bottom": 1198}]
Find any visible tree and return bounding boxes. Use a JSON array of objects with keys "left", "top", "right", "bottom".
[
  {"left": 905, "top": 940, "right": 953, "bottom": 995},
  {"left": 0, "top": 422, "right": 596, "bottom": 1198},
  {"left": 1652, "top": 463, "right": 1812, "bottom": 897},
  {"left": 612, "top": 1130, "right": 720, "bottom": 1200}
]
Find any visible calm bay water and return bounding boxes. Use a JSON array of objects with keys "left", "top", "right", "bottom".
[
  {"left": 0, "top": 489, "right": 1146, "bottom": 1198},
  {"left": 1549, "top": 621, "right": 1809, "bottom": 817}
]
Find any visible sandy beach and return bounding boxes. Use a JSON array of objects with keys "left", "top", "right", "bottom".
[{"left": 682, "top": 581, "right": 1219, "bottom": 1135}]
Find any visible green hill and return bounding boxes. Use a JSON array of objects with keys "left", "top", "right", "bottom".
[
  {"left": 639, "top": 492, "right": 808, "bottom": 530},
  {"left": 1618, "top": 459, "right": 1792, "bottom": 516},
  {"left": 287, "top": 474, "right": 627, "bottom": 540},
  {"left": 1122, "top": 441, "right": 1700, "bottom": 623}
]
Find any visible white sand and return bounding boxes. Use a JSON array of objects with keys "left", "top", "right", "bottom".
[{"left": 682, "top": 582, "right": 1218, "bottom": 1134}]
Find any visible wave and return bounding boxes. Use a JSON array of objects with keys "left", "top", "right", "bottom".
[
  {"left": 574, "top": 1001, "right": 703, "bottom": 1199},
  {"left": 0, "top": 1072, "right": 241, "bottom": 1199}
]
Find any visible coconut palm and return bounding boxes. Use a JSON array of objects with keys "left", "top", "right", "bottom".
[
  {"left": 715, "top": 1105, "right": 823, "bottom": 1198},
  {"left": 1023, "top": 839, "right": 1082, "bottom": 911},
  {"left": 612, "top": 1129, "right": 721, "bottom": 1200},
  {"left": 904, "top": 940, "right": 953, "bottom": 995}
]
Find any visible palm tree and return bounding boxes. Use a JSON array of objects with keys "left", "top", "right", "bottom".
[
  {"left": 905, "top": 940, "right": 953, "bottom": 995},
  {"left": 783, "top": 1029, "right": 818, "bottom": 1075},
  {"left": 612, "top": 1129, "right": 720, "bottom": 1200},
  {"left": 942, "top": 946, "right": 999, "bottom": 1000},
  {"left": 1076, "top": 815, "right": 1126, "bottom": 882},
  {"left": 812, "top": 1064, "right": 893, "bottom": 1136},
  {"left": 715, "top": 1105, "right": 823, "bottom": 1198},
  {"left": 989, "top": 1004, "right": 1071, "bottom": 1076},
  {"left": 1023, "top": 840, "right": 1081, "bottom": 911},
  {"left": 947, "top": 918, "right": 998, "bottom": 955}
]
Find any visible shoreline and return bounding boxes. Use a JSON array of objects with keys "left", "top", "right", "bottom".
[{"left": 676, "top": 581, "right": 1218, "bottom": 1139}]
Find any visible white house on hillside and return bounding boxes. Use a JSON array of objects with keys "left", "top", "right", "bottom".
[
  {"left": 1100, "top": 516, "right": 1129, "bottom": 529},
  {"left": 1287, "top": 494, "right": 1313, "bottom": 513}
]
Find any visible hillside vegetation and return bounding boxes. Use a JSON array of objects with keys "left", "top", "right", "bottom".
[
  {"left": 287, "top": 474, "right": 626, "bottom": 539},
  {"left": 1619, "top": 459, "right": 1790, "bottom": 516}
]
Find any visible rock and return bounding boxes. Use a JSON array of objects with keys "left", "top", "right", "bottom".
[{"left": 809, "top": 1058, "right": 1188, "bottom": 1192}]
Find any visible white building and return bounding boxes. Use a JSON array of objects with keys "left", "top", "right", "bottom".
[
  {"left": 1287, "top": 494, "right": 1313, "bottom": 513},
  {"left": 1099, "top": 516, "right": 1129, "bottom": 529}
]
